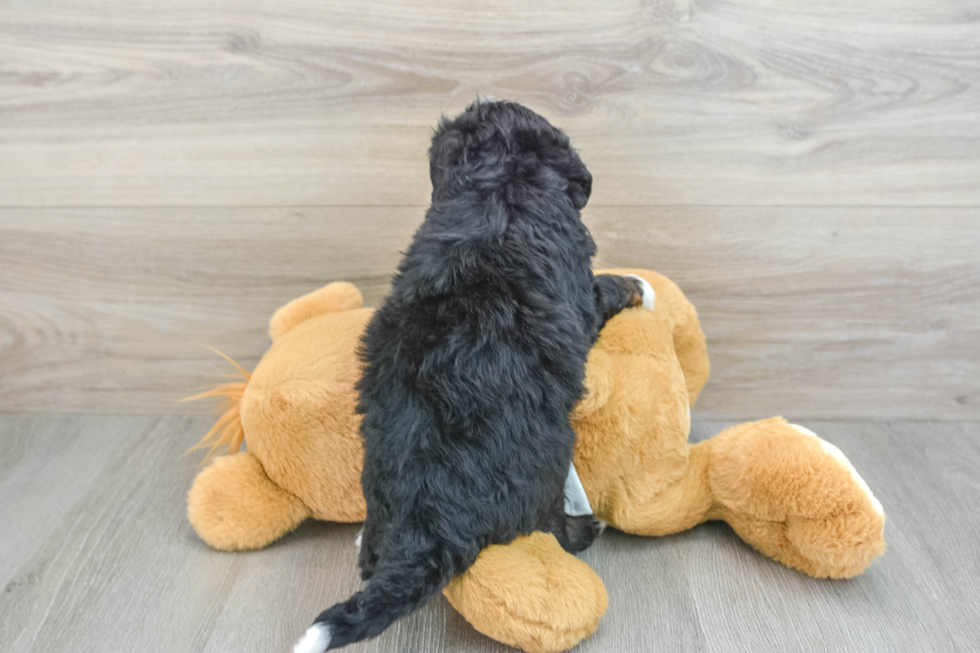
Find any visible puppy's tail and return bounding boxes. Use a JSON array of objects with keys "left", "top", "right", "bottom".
[{"left": 293, "top": 528, "right": 456, "bottom": 652}]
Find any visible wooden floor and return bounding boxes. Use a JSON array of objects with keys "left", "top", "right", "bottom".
[{"left": 1, "top": 415, "right": 978, "bottom": 653}]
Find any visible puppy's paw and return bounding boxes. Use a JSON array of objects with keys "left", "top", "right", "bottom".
[
  {"left": 564, "top": 514, "right": 604, "bottom": 554},
  {"left": 623, "top": 274, "right": 656, "bottom": 311}
]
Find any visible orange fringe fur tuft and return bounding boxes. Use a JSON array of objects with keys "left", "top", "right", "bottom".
[{"left": 184, "top": 346, "right": 251, "bottom": 461}]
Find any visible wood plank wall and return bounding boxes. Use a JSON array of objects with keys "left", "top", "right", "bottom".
[{"left": 1, "top": 0, "right": 978, "bottom": 419}]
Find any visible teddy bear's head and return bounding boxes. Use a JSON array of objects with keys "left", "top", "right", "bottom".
[{"left": 238, "top": 294, "right": 372, "bottom": 524}]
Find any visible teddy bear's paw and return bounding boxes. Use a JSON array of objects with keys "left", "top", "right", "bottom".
[
  {"left": 785, "top": 511, "right": 887, "bottom": 578},
  {"left": 787, "top": 424, "right": 884, "bottom": 517},
  {"left": 443, "top": 531, "right": 607, "bottom": 653},
  {"left": 187, "top": 452, "right": 311, "bottom": 551},
  {"left": 623, "top": 273, "right": 656, "bottom": 310},
  {"left": 709, "top": 418, "right": 884, "bottom": 523},
  {"left": 778, "top": 424, "right": 885, "bottom": 578},
  {"left": 708, "top": 418, "right": 886, "bottom": 578}
]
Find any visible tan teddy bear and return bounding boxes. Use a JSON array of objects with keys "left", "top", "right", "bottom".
[{"left": 187, "top": 269, "right": 885, "bottom": 653}]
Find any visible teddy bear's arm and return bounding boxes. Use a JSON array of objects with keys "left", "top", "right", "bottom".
[
  {"left": 601, "top": 443, "right": 715, "bottom": 536},
  {"left": 269, "top": 282, "right": 364, "bottom": 341},
  {"left": 187, "top": 452, "right": 311, "bottom": 550}
]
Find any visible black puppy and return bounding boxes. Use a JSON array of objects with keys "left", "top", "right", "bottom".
[{"left": 294, "top": 100, "right": 652, "bottom": 653}]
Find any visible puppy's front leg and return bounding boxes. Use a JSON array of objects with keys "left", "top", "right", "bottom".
[{"left": 593, "top": 273, "right": 655, "bottom": 331}]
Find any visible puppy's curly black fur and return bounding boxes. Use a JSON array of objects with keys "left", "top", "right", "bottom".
[{"left": 296, "top": 100, "right": 645, "bottom": 652}]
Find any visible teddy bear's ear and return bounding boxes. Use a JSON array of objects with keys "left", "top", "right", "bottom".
[
  {"left": 269, "top": 282, "right": 363, "bottom": 342},
  {"left": 573, "top": 348, "right": 614, "bottom": 419}
]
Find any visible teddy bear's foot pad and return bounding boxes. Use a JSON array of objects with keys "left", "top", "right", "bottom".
[
  {"left": 187, "top": 452, "right": 311, "bottom": 551},
  {"left": 444, "top": 531, "right": 608, "bottom": 653},
  {"left": 708, "top": 418, "right": 886, "bottom": 578}
]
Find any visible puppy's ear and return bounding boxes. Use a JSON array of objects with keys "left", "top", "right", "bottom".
[
  {"left": 429, "top": 119, "right": 468, "bottom": 195},
  {"left": 567, "top": 169, "right": 592, "bottom": 210},
  {"left": 561, "top": 150, "right": 592, "bottom": 210}
]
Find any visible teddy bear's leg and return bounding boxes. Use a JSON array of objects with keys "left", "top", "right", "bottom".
[
  {"left": 705, "top": 418, "right": 886, "bottom": 578},
  {"left": 187, "top": 452, "right": 311, "bottom": 551},
  {"left": 443, "top": 531, "right": 608, "bottom": 653},
  {"left": 602, "top": 443, "right": 715, "bottom": 537},
  {"left": 268, "top": 281, "right": 364, "bottom": 341}
]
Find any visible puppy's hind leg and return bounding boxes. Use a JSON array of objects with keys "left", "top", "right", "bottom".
[
  {"left": 357, "top": 514, "right": 382, "bottom": 581},
  {"left": 540, "top": 492, "right": 604, "bottom": 555},
  {"left": 562, "top": 514, "right": 605, "bottom": 554}
]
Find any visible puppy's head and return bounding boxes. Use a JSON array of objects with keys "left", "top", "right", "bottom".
[{"left": 428, "top": 100, "right": 592, "bottom": 210}]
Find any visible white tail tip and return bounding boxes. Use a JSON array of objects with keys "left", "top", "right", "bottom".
[{"left": 293, "top": 624, "right": 331, "bottom": 653}]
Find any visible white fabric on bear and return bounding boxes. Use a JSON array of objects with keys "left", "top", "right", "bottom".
[{"left": 564, "top": 462, "right": 593, "bottom": 516}]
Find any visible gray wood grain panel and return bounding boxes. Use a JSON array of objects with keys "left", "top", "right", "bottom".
[
  {"left": 1, "top": 0, "right": 978, "bottom": 206},
  {"left": 590, "top": 208, "right": 980, "bottom": 420},
  {"left": 1, "top": 416, "right": 978, "bottom": 652},
  {"left": 0, "top": 207, "right": 417, "bottom": 415},
  {"left": 2, "top": 207, "right": 977, "bottom": 419}
]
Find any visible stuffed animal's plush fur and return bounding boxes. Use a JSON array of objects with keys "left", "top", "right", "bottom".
[{"left": 187, "top": 269, "right": 886, "bottom": 653}]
